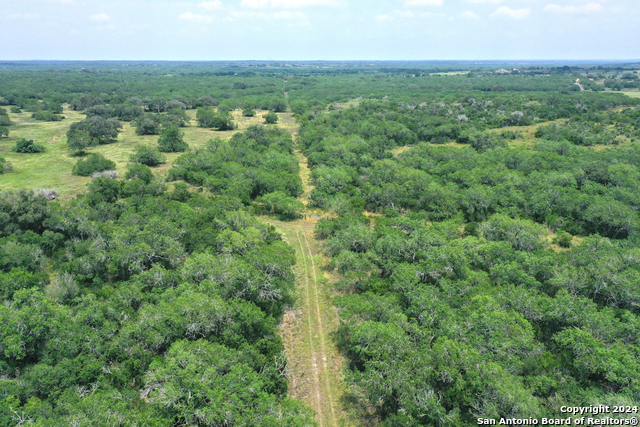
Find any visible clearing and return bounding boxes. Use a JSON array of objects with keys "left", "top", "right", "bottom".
[
  {"left": 263, "top": 117, "right": 359, "bottom": 427},
  {"left": 0, "top": 106, "right": 285, "bottom": 200}
]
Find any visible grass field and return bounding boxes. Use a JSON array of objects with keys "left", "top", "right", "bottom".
[
  {"left": 430, "top": 71, "right": 468, "bottom": 76},
  {"left": 0, "top": 106, "right": 288, "bottom": 200},
  {"left": 624, "top": 91, "right": 640, "bottom": 98}
]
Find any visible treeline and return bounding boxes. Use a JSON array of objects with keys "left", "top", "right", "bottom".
[{"left": 297, "top": 92, "right": 640, "bottom": 425}]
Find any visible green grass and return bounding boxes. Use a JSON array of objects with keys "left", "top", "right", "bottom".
[
  {"left": 430, "top": 71, "right": 468, "bottom": 76},
  {"left": 0, "top": 106, "right": 88, "bottom": 200},
  {"left": 623, "top": 91, "right": 640, "bottom": 98},
  {"left": 0, "top": 106, "right": 290, "bottom": 200}
]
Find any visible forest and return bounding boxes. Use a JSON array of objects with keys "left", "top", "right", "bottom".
[{"left": 1, "top": 60, "right": 640, "bottom": 426}]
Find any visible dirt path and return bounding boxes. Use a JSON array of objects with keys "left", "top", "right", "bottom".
[{"left": 262, "top": 119, "right": 352, "bottom": 427}]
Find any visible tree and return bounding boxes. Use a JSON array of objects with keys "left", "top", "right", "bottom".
[
  {"left": 67, "top": 116, "right": 121, "bottom": 147},
  {"left": 197, "top": 106, "right": 235, "bottom": 131},
  {"left": 66, "top": 129, "right": 93, "bottom": 154},
  {"left": 87, "top": 176, "right": 120, "bottom": 204},
  {"left": 479, "top": 214, "right": 547, "bottom": 252},
  {"left": 134, "top": 113, "right": 161, "bottom": 135},
  {"left": 14, "top": 138, "right": 45, "bottom": 153},
  {"left": 242, "top": 105, "right": 256, "bottom": 117},
  {"left": 130, "top": 145, "right": 166, "bottom": 166},
  {"left": 158, "top": 126, "right": 188, "bottom": 153},
  {"left": 72, "top": 153, "right": 116, "bottom": 177},
  {"left": 0, "top": 126, "right": 8, "bottom": 137},
  {"left": 124, "top": 163, "right": 154, "bottom": 184},
  {"left": 258, "top": 191, "right": 304, "bottom": 220},
  {"left": 0, "top": 115, "right": 13, "bottom": 126},
  {"left": 263, "top": 111, "right": 278, "bottom": 124}
]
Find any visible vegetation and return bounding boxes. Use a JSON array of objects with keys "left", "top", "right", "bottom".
[
  {"left": 72, "top": 153, "right": 116, "bottom": 177},
  {"left": 157, "top": 125, "right": 188, "bottom": 153},
  {"left": 1, "top": 60, "right": 640, "bottom": 426},
  {"left": 0, "top": 157, "right": 12, "bottom": 174},
  {"left": 66, "top": 116, "right": 122, "bottom": 153},
  {"left": 295, "top": 79, "right": 640, "bottom": 425},
  {"left": 263, "top": 111, "right": 279, "bottom": 124},
  {"left": 258, "top": 191, "right": 304, "bottom": 220},
  {"left": 130, "top": 145, "right": 166, "bottom": 166},
  {"left": 196, "top": 106, "right": 236, "bottom": 131},
  {"left": 14, "top": 138, "right": 45, "bottom": 153}
]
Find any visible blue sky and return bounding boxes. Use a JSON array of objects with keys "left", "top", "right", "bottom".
[{"left": 1, "top": 0, "right": 638, "bottom": 60}]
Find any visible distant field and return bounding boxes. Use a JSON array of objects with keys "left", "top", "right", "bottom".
[
  {"left": 0, "top": 106, "right": 290, "bottom": 200},
  {"left": 624, "top": 91, "right": 640, "bottom": 98},
  {"left": 430, "top": 71, "right": 468, "bottom": 76}
]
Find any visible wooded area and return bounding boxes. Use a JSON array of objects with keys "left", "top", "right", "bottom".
[{"left": 0, "top": 60, "right": 639, "bottom": 426}]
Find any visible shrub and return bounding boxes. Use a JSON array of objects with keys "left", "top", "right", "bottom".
[
  {"left": 125, "top": 163, "right": 154, "bottom": 184},
  {"left": 158, "top": 126, "right": 189, "bottom": 152},
  {"left": 0, "top": 115, "right": 13, "bottom": 126},
  {"left": 0, "top": 157, "right": 13, "bottom": 174},
  {"left": 14, "top": 138, "right": 45, "bottom": 153},
  {"left": 10, "top": 106, "right": 21, "bottom": 114},
  {"left": 0, "top": 126, "right": 8, "bottom": 137},
  {"left": 87, "top": 176, "right": 120, "bottom": 204},
  {"left": 135, "top": 114, "right": 162, "bottom": 135},
  {"left": 263, "top": 112, "right": 278, "bottom": 124},
  {"left": 72, "top": 153, "right": 116, "bottom": 176},
  {"left": 552, "top": 231, "right": 573, "bottom": 248},
  {"left": 32, "top": 110, "right": 64, "bottom": 121},
  {"left": 130, "top": 145, "right": 166, "bottom": 166},
  {"left": 258, "top": 191, "right": 304, "bottom": 220}
]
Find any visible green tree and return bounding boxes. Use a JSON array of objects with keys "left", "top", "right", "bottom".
[
  {"left": 258, "top": 191, "right": 304, "bottom": 220},
  {"left": 14, "top": 138, "right": 45, "bottom": 153},
  {"left": 66, "top": 129, "right": 93, "bottom": 154},
  {"left": 72, "top": 153, "right": 116, "bottom": 176},
  {"left": 67, "top": 116, "right": 121, "bottom": 146},
  {"left": 242, "top": 105, "right": 256, "bottom": 117},
  {"left": 87, "top": 176, "right": 121, "bottom": 204},
  {"left": 263, "top": 111, "right": 278, "bottom": 124},
  {"left": 157, "top": 125, "right": 188, "bottom": 152},
  {"left": 0, "top": 126, "right": 8, "bottom": 137},
  {"left": 130, "top": 145, "right": 166, "bottom": 166}
]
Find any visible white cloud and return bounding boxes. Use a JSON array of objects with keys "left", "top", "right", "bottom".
[
  {"left": 89, "top": 14, "right": 110, "bottom": 22},
  {"left": 8, "top": 13, "right": 40, "bottom": 20},
  {"left": 241, "top": 0, "right": 338, "bottom": 8},
  {"left": 491, "top": 6, "right": 530, "bottom": 19},
  {"left": 241, "top": 0, "right": 269, "bottom": 8},
  {"left": 460, "top": 10, "right": 480, "bottom": 19},
  {"left": 543, "top": 3, "right": 603, "bottom": 13},
  {"left": 178, "top": 12, "right": 214, "bottom": 22},
  {"left": 272, "top": 10, "right": 307, "bottom": 19},
  {"left": 393, "top": 9, "right": 415, "bottom": 17},
  {"left": 404, "top": 0, "right": 443, "bottom": 6},
  {"left": 199, "top": 1, "right": 224, "bottom": 11},
  {"left": 420, "top": 12, "right": 447, "bottom": 18},
  {"left": 376, "top": 14, "right": 395, "bottom": 22}
]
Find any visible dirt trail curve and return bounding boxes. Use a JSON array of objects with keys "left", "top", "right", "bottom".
[{"left": 262, "top": 114, "right": 353, "bottom": 427}]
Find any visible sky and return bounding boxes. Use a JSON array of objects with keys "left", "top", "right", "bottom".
[{"left": 1, "top": 0, "right": 638, "bottom": 61}]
